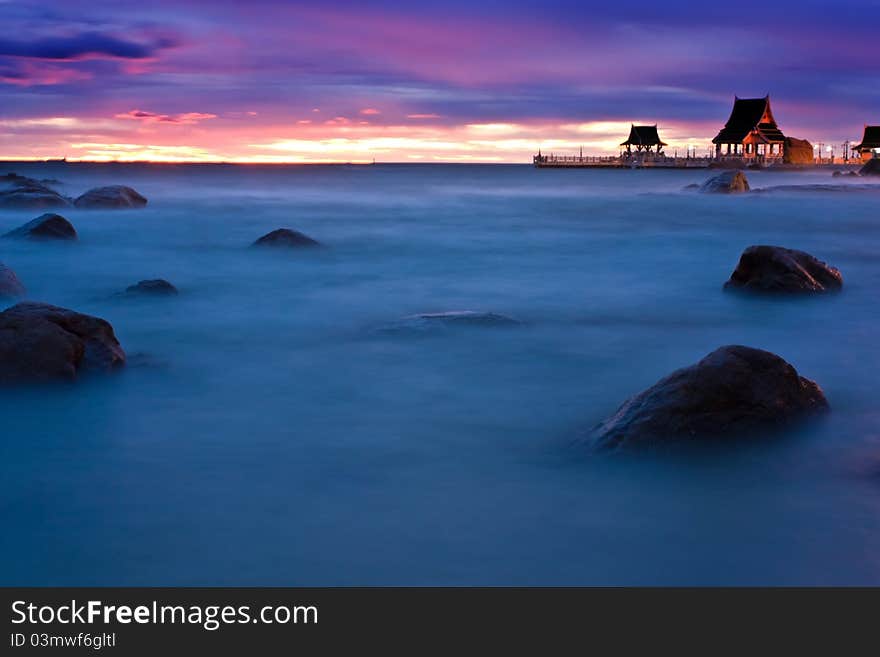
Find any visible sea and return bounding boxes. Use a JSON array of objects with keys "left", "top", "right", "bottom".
[{"left": 2, "top": 161, "right": 879, "bottom": 585}]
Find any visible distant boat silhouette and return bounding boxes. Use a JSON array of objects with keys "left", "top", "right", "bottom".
[{"left": 44, "top": 157, "right": 67, "bottom": 164}]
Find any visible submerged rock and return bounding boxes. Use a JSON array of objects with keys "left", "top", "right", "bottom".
[
  {"left": 724, "top": 245, "right": 842, "bottom": 293},
  {"left": 0, "top": 263, "right": 26, "bottom": 298},
  {"left": 859, "top": 159, "right": 880, "bottom": 176},
  {"left": 3, "top": 213, "right": 77, "bottom": 241},
  {"left": 124, "top": 279, "right": 178, "bottom": 296},
  {"left": 74, "top": 185, "right": 147, "bottom": 209},
  {"left": 253, "top": 228, "right": 320, "bottom": 248},
  {"left": 0, "top": 302, "right": 126, "bottom": 383},
  {"left": 755, "top": 183, "right": 878, "bottom": 194},
  {"left": 592, "top": 345, "right": 828, "bottom": 450},
  {"left": 412, "top": 311, "right": 519, "bottom": 326},
  {"left": 0, "top": 173, "right": 72, "bottom": 209},
  {"left": 376, "top": 310, "right": 521, "bottom": 334},
  {"left": 699, "top": 170, "right": 750, "bottom": 194}
]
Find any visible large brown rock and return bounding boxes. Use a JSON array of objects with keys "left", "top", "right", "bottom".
[
  {"left": 0, "top": 302, "right": 126, "bottom": 383},
  {"left": 783, "top": 137, "right": 814, "bottom": 165},
  {"left": 0, "top": 263, "right": 26, "bottom": 298},
  {"left": 74, "top": 185, "right": 147, "bottom": 209},
  {"left": 700, "top": 170, "right": 750, "bottom": 193},
  {"left": 592, "top": 345, "right": 828, "bottom": 450},
  {"left": 3, "top": 213, "right": 77, "bottom": 241},
  {"left": 252, "top": 228, "right": 320, "bottom": 248},
  {"left": 724, "top": 245, "right": 842, "bottom": 293},
  {"left": 0, "top": 173, "right": 72, "bottom": 209}
]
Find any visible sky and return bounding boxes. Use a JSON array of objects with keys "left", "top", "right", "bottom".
[{"left": 0, "top": 0, "right": 878, "bottom": 162}]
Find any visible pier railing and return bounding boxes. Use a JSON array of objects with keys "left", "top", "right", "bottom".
[
  {"left": 534, "top": 151, "right": 869, "bottom": 169},
  {"left": 534, "top": 154, "right": 621, "bottom": 165},
  {"left": 534, "top": 153, "right": 714, "bottom": 168}
]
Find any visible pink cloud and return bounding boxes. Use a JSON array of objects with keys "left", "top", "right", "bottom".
[
  {"left": 360, "top": 108, "right": 381, "bottom": 115},
  {"left": 119, "top": 60, "right": 161, "bottom": 76},
  {"left": 0, "top": 61, "right": 92, "bottom": 86}
]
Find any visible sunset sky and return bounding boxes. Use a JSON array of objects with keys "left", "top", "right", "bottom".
[{"left": 1, "top": 0, "right": 878, "bottom": 162}]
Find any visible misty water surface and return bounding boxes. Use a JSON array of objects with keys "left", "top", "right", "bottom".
[{"left": 2, "top": 162, "right": 879, "bottom": 584}]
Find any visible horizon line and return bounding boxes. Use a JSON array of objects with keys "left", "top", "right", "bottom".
[{"left": 0, "top": 159, "right": 535, "bottom": 166}]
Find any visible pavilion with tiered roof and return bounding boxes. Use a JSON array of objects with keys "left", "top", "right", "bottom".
[{"left": 712, "top": 95, "right": 786, "bottom": 160}]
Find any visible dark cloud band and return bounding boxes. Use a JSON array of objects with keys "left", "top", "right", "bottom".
[{"left": 0, "top": 31, "right": 172, "bottom": 60}]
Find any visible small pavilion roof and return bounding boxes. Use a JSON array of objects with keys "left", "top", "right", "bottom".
[{"left": 620, "top": 124, "right": 667, "bottom": 147}]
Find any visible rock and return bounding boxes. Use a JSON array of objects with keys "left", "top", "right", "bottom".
[
  {"left": 782, "top": 137, "right": 814, "bottom": 165},
  {"left": 0, "top": 173, "right": 72, "bottom": 209},
  {"left": 699, "top": 170, "right": 750, "bottom": 194},
  {"left": 724, "top": 245, "right": 842, "bottom": 293},
  {"left": 3, "top": 213, "right": 77, "bottom": 241},
  {"left": 74, "top": 185, "right": 147, "bottom": 209},
  {"left": 376, "top": 310, "right": 521, "bottom": 334},
  {"left": 832, "top": 170, "right": 842, "bottom": 177},
  {"left": 592, "top": 345, "right": 828, "bottom": 450},
  {"left": 0, "top": 302, "right": 126, "bottom": 383},
  {"left": 124, "top": 279, "right": 178, "bottom": 296},
  {"left": 253, "top": 228, "right": 320, "bottom": 248},
  {"left": 858, "top": 159, "right": 880, "bottom": 176},
  {"left": 682, "top": 183, "right": 700, "bottom": 191},
  {"left": 0, "top": 263, "right": 26, "bottom": 298}
]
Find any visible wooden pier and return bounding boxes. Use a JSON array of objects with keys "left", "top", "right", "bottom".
[{"left": 533, "top": 153, "right": 713, "bottom": 169}]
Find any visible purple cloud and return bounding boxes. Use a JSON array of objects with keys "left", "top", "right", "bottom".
[
  {"left": 116, "top": 109, "right": 217, "bottom": 124},
  {"left": 0, "top": 1, "right": 877, "bottom": 159}
]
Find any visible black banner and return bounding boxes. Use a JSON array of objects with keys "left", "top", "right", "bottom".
[{"left": 2, "top": 588, "right": 878, "bottom": 654}]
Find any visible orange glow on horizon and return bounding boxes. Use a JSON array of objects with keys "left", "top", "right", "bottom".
[{"left": 0, "top": 114, "right": 723, "bottom": 163}]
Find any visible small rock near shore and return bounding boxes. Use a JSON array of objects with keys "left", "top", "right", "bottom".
[
  {"left": 0, "top": 173, "right": 72, "bottom": 209},
  {"left": 0, "top": 263, "right": 26, "bottom": 298},
  {"left": 592, "top": 345, "right": 828, "bottom": 450},
  {"left": 253, "top": 228, "right": 320, "bottom": 248},
  {"left": 724, "top": 245, "right": 842, "bottom": 293},
  {"left": 3, "top": 213, "right": 77, "bottom": 241},
  {"left": 74, "top": 185, "right": 147, "bottom": 209},
  {"left": 124, "top": 279, "right": 179, "bottom": 296}
]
